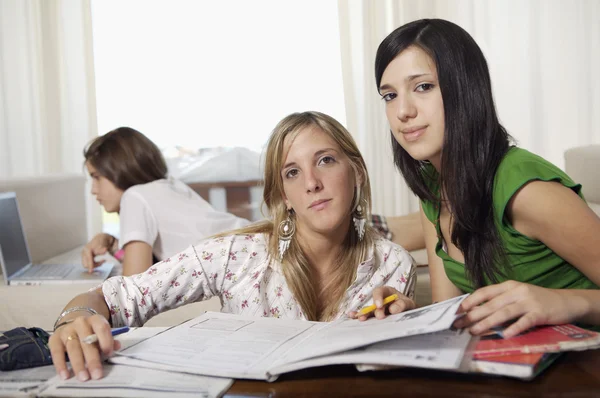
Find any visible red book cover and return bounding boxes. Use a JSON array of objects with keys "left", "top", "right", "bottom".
[
  {"left": 471, "top": 352, "right": 562, "bottom": 380},
  {"left": 473, "top": 324, "right": 600, "bottom": 359},
  {"left": 488, "top": 352, "right": 546, "bottom": 365}
]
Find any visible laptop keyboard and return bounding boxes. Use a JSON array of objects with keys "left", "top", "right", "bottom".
[{"left": 23, "top": 264, "right": 73, "bottom": 279}]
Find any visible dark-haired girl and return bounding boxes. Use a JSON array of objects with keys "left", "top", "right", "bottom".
[{"left": 369, "top": 18, "right": 600, "bottom": 337}]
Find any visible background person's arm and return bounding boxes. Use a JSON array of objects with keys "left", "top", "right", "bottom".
[
  {"left": 121, "top": 240, "right": 154, "bottom": 276},
  {"left": 81, "top": 233, "right": 118, "bottom": 272},
  {"left": 118, "top": 189, "right": 158, "bottom": 275}
]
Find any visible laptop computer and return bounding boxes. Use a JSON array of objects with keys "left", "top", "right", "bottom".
[{"left": 0, "top": 192, "right": 114, "bottom": 285}]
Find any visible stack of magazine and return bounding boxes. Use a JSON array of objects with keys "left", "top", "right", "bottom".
[{"left": 470, "top": 323, "right": 600, "bottom": 380}]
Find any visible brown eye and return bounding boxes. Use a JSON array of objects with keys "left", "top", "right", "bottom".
[
  {"left": 285, "top": 169, "right": 299, "bottom": 179},
  {"left": 416, "top": 83, "right": 434, "bottom": 92},
  {"left": 318, "top": 156, "right": 335, "bottom": 165},
  {"left": 382, "top": 93, "right": 396, "bottom": 102}
]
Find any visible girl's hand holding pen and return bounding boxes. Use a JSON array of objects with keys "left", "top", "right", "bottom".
[
  {"left": 81, "top": 326, "right": 129, "bottom": 345},
  {"left": 348, "top": 286, "right": 416, "bottom": 321},
  {"left": 48, "top": 314, "right": 121, "bottom": 382}
]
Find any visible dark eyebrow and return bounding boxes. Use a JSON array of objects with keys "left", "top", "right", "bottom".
[
  {"left": 379, "top": 73, "right": 433, "bottom": 92},
  {"left": 282, "top": 148, "right": 339, "bottom": 170},
  {"left": 406, "top": 73, "right": 431, "bottom": 82}
]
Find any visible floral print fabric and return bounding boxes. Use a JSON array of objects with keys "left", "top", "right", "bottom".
[{"left": 102, "top": 233, "right": 416, "bottom": 326}]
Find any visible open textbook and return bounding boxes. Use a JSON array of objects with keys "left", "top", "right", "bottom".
[{"left": 110, "top": 295, "right": 472, "bottom": 381}]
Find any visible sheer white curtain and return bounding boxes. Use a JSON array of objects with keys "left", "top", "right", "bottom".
[
  {"left": 0, "top": 0, "right": 98, "bottom": 178},
  {"left": 0, "top": 0, "right": 101, "bottom": 236},
  {"left": 338, "top": 0, "right": 600, "bottom": 216}
]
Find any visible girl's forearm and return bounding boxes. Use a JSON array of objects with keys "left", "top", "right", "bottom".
[
  {"left": 561, "top": 289, "right": 600, "bottom": 326},
  {"left": 55, "top": 288, "right": 111, "bottom": 327}
]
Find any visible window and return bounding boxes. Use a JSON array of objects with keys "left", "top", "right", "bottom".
[{"left": 91, "top": 0, "right": 346, "bottom": 153}]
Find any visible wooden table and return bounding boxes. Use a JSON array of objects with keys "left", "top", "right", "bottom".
[{"left": 225, "top": 350, "right": 600, "bottom": 397}]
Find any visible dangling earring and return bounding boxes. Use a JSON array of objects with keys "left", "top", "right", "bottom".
[
  {"left": 278, "top": 211, "right": 296, "bottom": 259},
  {"left": 353, "top": 189, "right": 366, "bottom": 241}
]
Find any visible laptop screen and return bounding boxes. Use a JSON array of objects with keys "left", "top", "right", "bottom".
[{"left": 0, "top": 193, "right": 32, "bottom": 279}]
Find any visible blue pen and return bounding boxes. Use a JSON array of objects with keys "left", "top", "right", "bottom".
[{"left": 81, "top": 326, "right": 130, "bottom": 344}]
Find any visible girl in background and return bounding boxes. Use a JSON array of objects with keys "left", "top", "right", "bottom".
[{"left": 83, "top": 127, "right": 248, "bottom": 275}]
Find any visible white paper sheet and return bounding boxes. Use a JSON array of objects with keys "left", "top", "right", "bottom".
[
  {"left": 273, "top": 328, "right": 474, "bottom": 376},
  {"left": 117, "top": 326, "right": 168, "bottom": 349},
  {"left": 0, "top": 366, "right": 57, "bottom": 397},
  {"left": 273, "top": 295, "right": 467, "bottom": 366},
  {"left": 114, "top": 316, "right": 322, "bottom": 379},
  {"left": 38, "top": 364, "right": 233, "bottom": 398}
]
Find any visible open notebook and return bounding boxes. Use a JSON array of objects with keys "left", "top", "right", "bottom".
[{"left": 0, "top": 192, "right": 113, "bottom": 285}]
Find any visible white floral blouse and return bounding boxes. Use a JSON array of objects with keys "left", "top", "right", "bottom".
[{"left": 102, "top": 233, "right": 416, "bottom": 326}]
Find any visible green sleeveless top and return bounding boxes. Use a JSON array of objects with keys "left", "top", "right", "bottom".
[{"left": 421, "top": 147, "right": 599, "bottom": 294}]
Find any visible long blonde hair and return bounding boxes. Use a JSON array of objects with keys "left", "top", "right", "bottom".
[{"left": 218, "top": 111, "right": 376, "bottom": 321}]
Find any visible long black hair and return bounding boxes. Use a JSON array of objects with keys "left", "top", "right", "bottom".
[{"left": 375, "top": 19, "right": 512, "bottom": 288}]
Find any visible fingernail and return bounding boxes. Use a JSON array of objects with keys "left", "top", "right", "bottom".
[
  {"left": 91, "top": 368, "right": 103, "bottom": 380},
  {"left": 60, "top": 370, "right": 70, "bottom": 380},
  {"left": 78, "top": 371, "right": 90, "bottom": 382},
  {"left": 375, "top": 300, "right": 382, "bottom": 308}
]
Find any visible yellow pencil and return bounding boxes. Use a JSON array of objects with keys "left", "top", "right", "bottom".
[{"left": 357, "top": 294, "right": 399, "bottom": 316}]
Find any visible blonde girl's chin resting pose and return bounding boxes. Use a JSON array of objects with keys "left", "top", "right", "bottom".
[
  {"left": 365, "top": 18, "right": 600, "bottom": 336},
  {"left": 49, "top": 111, "right": 417, "bottom": 381}
]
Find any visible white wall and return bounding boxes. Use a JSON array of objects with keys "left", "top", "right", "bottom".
[{"left": 0, "top": 0, "right": 101, "bottom": 238}]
